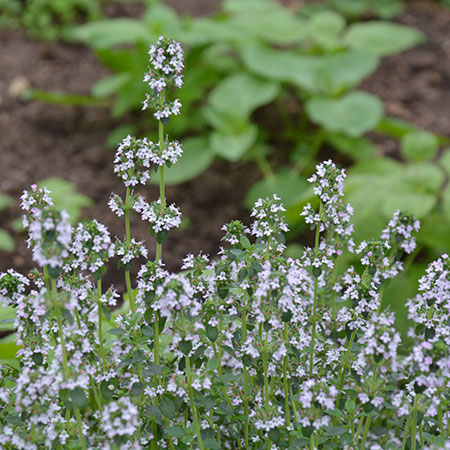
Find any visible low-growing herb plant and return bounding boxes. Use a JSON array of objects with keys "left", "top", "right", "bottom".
[{"left": 1, "top": 37, "right": 450, "bottom": 450}]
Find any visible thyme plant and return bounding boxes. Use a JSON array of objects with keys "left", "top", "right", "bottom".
[{"left": 0, "top": 37, "right": 450, "bottom": 450}]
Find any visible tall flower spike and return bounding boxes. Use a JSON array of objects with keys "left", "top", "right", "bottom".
[{"left": 143, "top": 36, "right": 184, "bottom": 120}]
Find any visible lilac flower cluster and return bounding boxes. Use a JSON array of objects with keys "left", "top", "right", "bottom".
[
  {"left": 132, "top": 195, "right": 182, "bottom": 234},
  {"left": 21, "top": 185, "right": 72, "bottom": 268},
  {"left": 67, "top": 219, "right": 114, "bottom": 274},
  {"left": 142, "top": 36, "right": 184, "bottom": 121}
]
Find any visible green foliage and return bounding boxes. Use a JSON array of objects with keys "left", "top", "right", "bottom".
[
  {"left": 0, "top": 0, "right": 102, "bottom": 40},
  {"left": 36, "top": 178, "right": 93, "bottom": 224},
  {"left": 0, "top": 193, "right": 14, "bottom": 252}
]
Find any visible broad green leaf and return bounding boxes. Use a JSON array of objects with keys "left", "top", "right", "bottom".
[
  {"left": 326, "top": 133, "right": 376, "bottom": 161},
  {"left": 68, "top": 19, "right": 154, "bottom": 48},
  {"left": 421, "top": 213, "right": 450, "bottom": 253},
  {"left": 439, "top": 148, "right": 450, "bottom": 174},
  {"left": 0, "top": 193, "right": 12, "bottom": 212},
  {"left": 92, "top": 73, "right": 131, "bottom": 98},
  {"left": 306, "top": 92, "right": 384, "bottom": 137},
  {"left": 227, "top": 0, "right": 307, "bottom": 44},
  {"left": 208, "top": 73, "right": 280, "bottom": 121},
  {"left": 177, "top": 18, "right": 245, "bottom": 46},
  {"left": 346, "top": 159, "right": 445, "bottom": 239},
  {"left": 210, "top": 125, "right": 258, "bottom": 162},
  {"left": 344, "top": 21, "right": 425, "bottom": 56},
  {"left": 442, "top": 185, "right": 450, "bottom": 224},
  {"left": 37, "top": 178, "right": 93, "bottom": 224},
  {"left": 149, "top": 137, "right": 214, "bottom": 185},
  {"left": 308, "top": 10, "right": 346, "bottom": 50},
  {"left": 0, "top": 306, "right": 16, "bottom": 330},
  {"left": 242, "top": 45, "right": 377, "bottom": 94},
  {"left": 0, "top": 230, "right": 14, "bottom": 252},
  {"left": 0, "top": 342, "right": 19, "bottom": 360},
  {"left": 245, "top": 170, "right": 309, "bottom": 209},
  {"left": 401, "top": 131, "right": 439, "bottom": 162},
  {"left": 241, "top": 44, "right": 320, "bottom": 92}
]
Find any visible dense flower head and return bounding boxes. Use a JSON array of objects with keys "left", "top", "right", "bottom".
[
  {"left": 145, "top": 36, "right": 183, "bottom": 91},
  {"left": 0, "top": 269, "right": 29, "bottom": 307},
  {"left": 67, "top": 219, "right": 114, "bottom": 274},
  {"left": 100, "top": 398, "right": 139, "bottom": 440},
  {"left": 301, "top": 161, "right": 355, "bottom": 275},
  {"left": 132, "top": 196, "right": 182, "bottom": 234},
  {"left": 20, "top": 184, "right": 53, "bottom": 220},
  {"left": 353, "top": 311, "right": 401, "bottom": 375},
  {"left": 250, "top": 195, "right": 289, "bottom": 253},
  {"left": 221, "top": 220, "right": 249, "bottom": 245},
  {"left": 406, "top": 254, "right": 450, "bottom": 342},
  {"left": 27, "top": 207, "right": 73, "bottom": 268},
  {"left": 114, "top": 238, "right": 148, "bottom": 266},
  {"left": 108, "top": 192, "right": 126, "bottom": 217},
  {"left": 113, "top": 135, "right": 153, "bottom": 187},
  {"left": 381, "top": 210, "right": 420, "bottom": 254},
  {"left": 142, "top": 36, "right": 184, "bottom": 120}
]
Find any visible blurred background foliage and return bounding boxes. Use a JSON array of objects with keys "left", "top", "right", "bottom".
[{"left": 1, "top": 0, "right": 450, "bottom": 335}]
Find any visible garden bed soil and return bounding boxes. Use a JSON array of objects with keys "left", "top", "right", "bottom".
[{"left": 0, "top": 0, "right": 449, "bottom": 291}]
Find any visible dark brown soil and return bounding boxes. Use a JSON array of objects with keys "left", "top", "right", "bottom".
[{"left": 1, "top": 0, "right": 449, "bottom": 289}]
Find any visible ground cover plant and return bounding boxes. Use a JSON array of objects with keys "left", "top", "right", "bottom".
[
  {"left": 26, "top": 0, "right": 450, "bottom": 325},
  {"left": 1, "top": 37, "right": 450, "bottom": 450}
]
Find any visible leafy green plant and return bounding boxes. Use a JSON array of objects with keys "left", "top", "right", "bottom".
[{"left": 0, "top": 0, "right": 103, "bottom": 40}]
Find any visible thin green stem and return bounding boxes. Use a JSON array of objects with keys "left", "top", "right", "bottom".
[
  {"left": 155, "top": 89, "right": 165, "bottom": 262},
  {"left": 263, "top": 330, "right": 270, "bottom": 415},
  {"left": 242, "top": 309, "right": 249, "bottom": 448},
  {"left": 51, "top": 278, "right": 86, "bottom": 450},
  {"left": 309, "top": 202, "right": 322, "bottom": 377},
  {"left": 411, "top": 395, "right": 419, "bottom": 450},
  {"left": 360, "top": 412, "right": 372, "bottom": 450},
  {"left": 283, "top": 323, "right": 291, "bottom": 431},
  {"left": 335, "top": 329, "right": 357, "bottom": 412},
  {"left": 401, "top": 415, "right": 411, "bottom": 450},
  {"left": 124, "top": 187, "right": 136, "bottom": 313},
  {"left": 186, "top": 355, "right": 204, "bottom": 450},
  {"left": 96, "top": 280, "right": 106, "bottom": 371}
]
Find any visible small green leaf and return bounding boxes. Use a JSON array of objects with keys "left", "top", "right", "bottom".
[
  {"left": 203, "top": 438, "right": 221, "bottom": 450},
  {"left": 131, "top": 382, "right": 144, "bottom": 396},
  {"left": 146, "top": 362, "right": 163, "bottom": 375},
  {"left": 345, "top": 398, "right": 356, "bottom": 412},
  {"left": 100, "top": 380, "right": 115, "bottom": 400},
  {"left": 70, "top": 387, "right": 88, "bottom": 409},
  {"left": 308, "top": 10, "right": 346, "bottom": 50},
  {"left": 206, "top": 324, "right": 219, "bottom": 342},
  {"left": 108, "top": 328, "right": 125, "bottom": 336},
  {"left": 179, "top": 340, "right": 192, "bottom": 355},
  {"left": 160, "top": 396, "right": 176, "bottom": 419},
  {"left": 268, "top": 428, "right": 281, "bottom": 443},
  {"left": 31, "top": 352, "right": 44, "bottom": 366},
  {"left": 206, "top": 357, "right": 219, "bottom": 371},
  {"left": 165, "top": 426, "right": 185, "bottom": 438}
]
